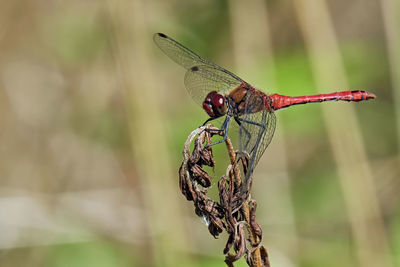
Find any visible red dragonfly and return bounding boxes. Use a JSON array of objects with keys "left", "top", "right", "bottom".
[{"left": 154, "top": 33, "right": 375, "bottom": 188}]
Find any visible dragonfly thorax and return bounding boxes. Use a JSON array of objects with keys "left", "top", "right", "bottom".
[{"left": 202, "top": 91, "right": 227, "bottom": 118}]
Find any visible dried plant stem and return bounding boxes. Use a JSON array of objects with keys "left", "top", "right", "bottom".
[
  {"left": 225, "top": 138, "right": 265, "bottom": 267},
  {"left": 179, "top": 126, "right": 270, "bottom": 267},
  {"left": 224, "top": 138, "right": 241, "bottom": 187},
  {"left": 243, "top": 202, "right": 262, "bottom": 267}
]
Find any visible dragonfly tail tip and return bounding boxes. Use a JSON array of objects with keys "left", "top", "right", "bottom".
[{"left": 367, "top": 92, "right": 376, "bottom": 99}]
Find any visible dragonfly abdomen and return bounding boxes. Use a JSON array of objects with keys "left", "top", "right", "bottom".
[{"left": 269, "top": 90, "right": 376, "bottom": 111}]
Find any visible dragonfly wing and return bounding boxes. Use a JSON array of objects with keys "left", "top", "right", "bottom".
[
  {"left": 184, "top": 64, "right": 243, "bottom": 106},
  {"left": 238, "top": 92, "right": 276, "bottom": 182},
  {"left": 153, "top": 33, "right": 208, "bottom": 70},
  {"left": 154, "top": 33, "right": 246, "bottom": 105}
]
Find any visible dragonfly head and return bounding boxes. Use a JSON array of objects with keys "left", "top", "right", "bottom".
[{"left": 202, "top": 91, "right": 227, "bottom": 118}]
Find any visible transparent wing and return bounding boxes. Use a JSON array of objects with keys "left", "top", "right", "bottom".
[
  {"left": 238, "top": 92, "right": 276, "bottom": 184},
  {"left": 184, "top": 65, "right": 242, "bottom": 105},
  {"left": 154, "top": 33, "right": 245, "bottom": 104},
  {"left": 154, "top": 33, "right": 212, "bottom": 70}
]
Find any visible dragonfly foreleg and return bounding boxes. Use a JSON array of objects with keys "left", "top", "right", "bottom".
[
  {"left": 204, "top": 116, "right": 231, "bottom": 148},
  {"left": 202, "top": 117, "right": 219, "bottom": 126}
]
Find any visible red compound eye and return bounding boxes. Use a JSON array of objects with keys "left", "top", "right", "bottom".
[
  {"left": 211, "top": 94, "right": 225, "bottom": 108},
  {"left": 202, "top": 91, "right": 227, "bottom": 118}
]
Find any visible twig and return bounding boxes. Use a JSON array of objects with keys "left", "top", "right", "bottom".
[{"left": 179, "top": 125, "right": 270, "bottom": 267}]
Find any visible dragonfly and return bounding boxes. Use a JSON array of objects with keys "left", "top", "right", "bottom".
[{"left": 154, "top": 32, "right": 376, "bottom": 189}]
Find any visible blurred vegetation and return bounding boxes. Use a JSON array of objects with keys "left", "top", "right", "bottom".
[{"left": 0, "top": 0, "right": 398, "bottom": 267}]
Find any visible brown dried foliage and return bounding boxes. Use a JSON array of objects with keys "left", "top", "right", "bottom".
[{"left": 179, "top": 125, "right": 270, "bottom": 267}]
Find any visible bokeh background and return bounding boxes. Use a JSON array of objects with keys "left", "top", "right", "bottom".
[{"left": 0, "top": 0, "right": 399, "bottom": 266}]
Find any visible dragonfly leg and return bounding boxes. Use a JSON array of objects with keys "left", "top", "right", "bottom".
[
  {"left": 237, "top": 117, "right": 266, "bottom": 155},
  {"left": 235, "top": 117, "right": 251, "bottom": 149},
  {"left": 234, "top": 116, "right": 255, "bottom": 152},
  {"left": 205, "top": 116, "right": 231, "bottom": 148},
  {"left": 237, "top": 117, "right": 265, "bottom": 127},
  {"left": 234, "top": 116, "right": 242, "bottom": 126},
  {"left": 236, "top": 116, "right": 265, "bottom": 146},
  {"left": 202, "top": 117, "right": 219, "bottom": 127}
]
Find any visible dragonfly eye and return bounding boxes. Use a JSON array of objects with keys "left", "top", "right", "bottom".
[{"left": 202, "top": 91, "right": 227, "bottom": 118}]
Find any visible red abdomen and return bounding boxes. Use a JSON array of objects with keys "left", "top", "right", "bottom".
[{"left": 269, "top": 90, "right": 376, "bottom": 111}]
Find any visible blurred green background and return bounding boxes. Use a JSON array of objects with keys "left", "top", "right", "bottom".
[{"left": 0, "top": 0, "right": 399, "bottom": 267}]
